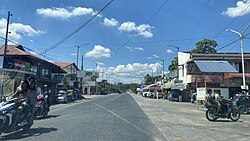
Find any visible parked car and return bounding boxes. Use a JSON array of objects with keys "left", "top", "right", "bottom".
[
  {"left": 57, "top": 90, "right": 69, "bottom": 104},
  {"left": 155, "top": 89, "right": 165, "bottom": 99}
]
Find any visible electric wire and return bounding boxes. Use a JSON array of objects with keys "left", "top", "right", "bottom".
[
  {"left": 112, "top": 0, "right": 170, "bottom": 55},
  {"left": 41, "top": 0, "right": 114, "bottom": 55}
]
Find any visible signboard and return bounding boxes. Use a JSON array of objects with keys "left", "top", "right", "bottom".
[
  {"left": 2, "top": 79, "right": 15, "bottom": 95},
  {"left": 25, "top": 62, "right": 31, "bottom": 72},
  {"left": 14, "top": 59, "right": 25, "bottom": 70},
  {"left": 197, "top": 87, "right": 229, "bottom": 101}
]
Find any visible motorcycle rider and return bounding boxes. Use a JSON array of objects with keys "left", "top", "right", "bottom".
[
  {"left": 12, "top": 80, "right": 29, "bottom": 129},
  {"left": 215, "top": 90, "right": 223, "bottom": 115},
  {"left": 27, "top": 77, "right": 39, "bottom": 120},
  {"left": 205, "top": 89, "right": 215, "bottom": 106}
]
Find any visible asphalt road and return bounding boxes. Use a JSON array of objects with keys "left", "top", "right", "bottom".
[{"left": 0, "top": 94, "right": 166, "bottom": 141}]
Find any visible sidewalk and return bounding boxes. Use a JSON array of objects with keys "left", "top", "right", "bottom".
[{"left": 130, "top": 93, "right": 250, "bottom": 141}]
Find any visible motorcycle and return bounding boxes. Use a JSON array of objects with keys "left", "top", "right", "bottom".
[
  {"left": 35, "top": 94, "right": 49, "bottom": 119},
  {"left": 205, "top": 99, "right": 240, "bottom": 122},
  {"left": 0, "top": 97, "right": 33, "bottom": 135}
]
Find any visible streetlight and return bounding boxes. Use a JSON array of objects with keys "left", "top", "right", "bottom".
[
  {"left": 75, "top": 43, "right": 90, "bottom": 69},
  {"left": 226, "top": 24, "right": 250, "bottom": 90},
  {"left": 167, "top": 44, "right": 180, "bottom": 52}
]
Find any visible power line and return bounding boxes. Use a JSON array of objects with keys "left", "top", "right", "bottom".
[
  {"left": 187, "top": 0, "right": 209, "bottom": 48},
  {"left": 0, "top": 36, "right": 58, "bottom": 61},
  {"left": 41, "top": 0, "right": 114, "bottom": 55},
  {"left": 112, "top": 0, "right": 170, "bottom": 55},
  {"left": 100, "top": 35, "right": 234, "bottom": 46},
  {"left": 215, "top": 2, "right": 250, "bottom": 37},
  {"left": 216, "top": 38, "right": 240, "bottom": 51}
]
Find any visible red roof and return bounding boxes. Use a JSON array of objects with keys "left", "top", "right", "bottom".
[
  {"left": 53, "top": 62, "right": 74, "bottom": 69},
  {"left": 0, "top": 45, "right": 40, "bottom": 58}
]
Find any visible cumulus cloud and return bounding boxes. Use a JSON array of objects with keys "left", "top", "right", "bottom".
[
  {"left": 118, "top": 21, "right": 153, "bottom": 38},
  {"left": 0, "top": 18, "right": 43, "bottom": 41},
  {"left": 99, "top": 62, "right": 162, "bottom": 83},
  {"left": 102, "top": 17, "right": 118, "bottom": 27},
  {"left": 134, "top": 47, "right": 144, "bottom": 51},
  {"left": 166, "top": 49, "right": 174, "bottom": 54},
  {"left": 127, "top": 47, "right": 144, "bottom": 52},
  {"left": 37, "top": 7, "right": 100, "bottom": 20},
  {"left": 85, "top": 45, "right": 111, "bottom": 58},
  {"left": 222, "top": 0, "right": 250, "bottom": 17}
]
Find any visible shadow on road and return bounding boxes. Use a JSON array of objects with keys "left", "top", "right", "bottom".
[
  {"left": 212, "top": 119, "right": 234, "bottom": 122},
  {"left": 0, "top": 127, "right": 58, "bottom": 140},
  {"left": 35, "top": 115, "right": 60, "bottom": 120}
]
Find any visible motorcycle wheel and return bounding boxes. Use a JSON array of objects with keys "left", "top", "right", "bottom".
[
  {"left": 229, "top": 109, "right": 240, "bottom": 122},
  {"left": 206, "top": 109, "right": 217, "bottom": 121},
  {"left": 238, "top": 105, "right": 248, "bottom": 114}
]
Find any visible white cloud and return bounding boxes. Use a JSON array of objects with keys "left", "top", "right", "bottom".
[
  {"left": 104, "top": 62, "right": 162, "bottom": 84},
  {"left": 152, "top": 54, "right": 159, "bottom": 59},
  {"left": 222, "top": 0, "right": 250, "bottom": 17},
  {"left": 37, "top": 7, "right": 100, "bottom": 20},
  {"left": 0, "top": 18, "right": 43, "bottom": 41},
  {"left": 70, "top": 53, "right": 77, "bottom": 56},
  {"left": 127, "top": 47, "right": 144, "bottom": 52},
  {"left": 85, "top": 45, "right": 111, "bottom": 58},
  {"left": 118, "top": 21, "right": 153, "bottom": 38},
  {"left": 166, "top": 49, "right": 174, "bottom": 54},
  {"left": 103, "top": 18, "right": 118, "bottom": 27},
  {"left": 134, "top": 47, "right": 144, "bottom": 51}
]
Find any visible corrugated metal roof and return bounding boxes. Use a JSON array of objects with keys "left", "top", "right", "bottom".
[{"left": 194, "top": 61, "right": 238, "bottom": 73}]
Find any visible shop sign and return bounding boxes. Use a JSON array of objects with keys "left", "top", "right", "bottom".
[
  {"left": 25, "top": 62, "right": 31, "bottom": 72},
  {"left": 14, "top": 59, "right": 25, "bottom": 70},
  {"left": 2, "top": 79, "right": 15, "bottom": 95}
]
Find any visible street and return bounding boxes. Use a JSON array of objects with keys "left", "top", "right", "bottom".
[
  {"left": 0, "top": 94, "right": 165, "bottom": 141},
  {"left": 130, "top": 93, "right": 250, "bottom": 141}
]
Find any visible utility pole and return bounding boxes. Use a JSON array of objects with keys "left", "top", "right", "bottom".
[
  {"left": 4, "top": 11, "right": 12, "bottom": 56},
  {"left": 227, "top": 24, "right": 250, "bottom": 90},
  {"left": 1, "top": 11, "right": 12, "bottom": 102}
]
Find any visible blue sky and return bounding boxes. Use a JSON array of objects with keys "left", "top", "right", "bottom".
[{"left": 0, "top": 0, "right": 250, "bottom": 83}]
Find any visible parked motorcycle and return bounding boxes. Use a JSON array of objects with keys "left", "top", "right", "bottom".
[
  {"left": 0, "top": 97, "right": 33, "bottom": 135},
  {"left": 205, "top": 99, "right": 240, "bottom": 122},
  {"left": 233, "top": 93, "right": 250, "bottom": 114},
  {"left": 35, "top": 94, "right": 49, "bottom": 119}
]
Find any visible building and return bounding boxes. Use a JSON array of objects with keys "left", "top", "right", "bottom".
[
  {"left": 77, "top": 70, "right": 99, "bottom": 95},
  {"left": 0, "top": 45, "right": 65, "bottom": 101},
  {"left": 178, "top": 52, "right": 250, "bottom": 98},
  {"left": 52, "top": 62, "right": 79, "bottom": 92}
]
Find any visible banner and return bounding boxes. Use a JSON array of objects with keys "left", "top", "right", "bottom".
[{"left": 2, "top": 79, "right": 15, "bottom": 95}]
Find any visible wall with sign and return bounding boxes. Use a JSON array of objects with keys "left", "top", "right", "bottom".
[{"left": 2, "top": 79, "right": 15, "bottom": 96}]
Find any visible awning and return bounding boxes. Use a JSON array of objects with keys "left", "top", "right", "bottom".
[
  {"left": 163, "top": 81, "right": 174, "bottom": 89},
  {"left": 143, "top": 83, "right": 161, "bottom": 89},
  {"left": 194, "top": 61, "right": 237, "bottom": 73},
  {"left": 171, "top": 83, "right": 186, "bottom": 90}
]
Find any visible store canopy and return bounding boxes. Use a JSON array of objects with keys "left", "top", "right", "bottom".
[
  {"left": 163, "top": 81, "right": 174, "bottom": 89},
  {"left": 171, "top": 83, "right": 186, "bottom": 90},
  {"left": 194, "top": 61, "right": 237, "bottom": 73},
  {"left": 143, "top": 83, "right": 161, "bottom": 89}
]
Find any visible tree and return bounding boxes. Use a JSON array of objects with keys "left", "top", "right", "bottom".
[
  {"left": 190, "top": 38, "right": 217, "bottom": 53},
  {"left": 144, "top": 74, "right": 155, "bottom": 85},
  {"left": 168, "top": 57, "right": 178, "bottom": 71}
]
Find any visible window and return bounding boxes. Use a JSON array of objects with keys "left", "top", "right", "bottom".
[{"left": 42, "top": 68, "right": 49, "bottom": 77}]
